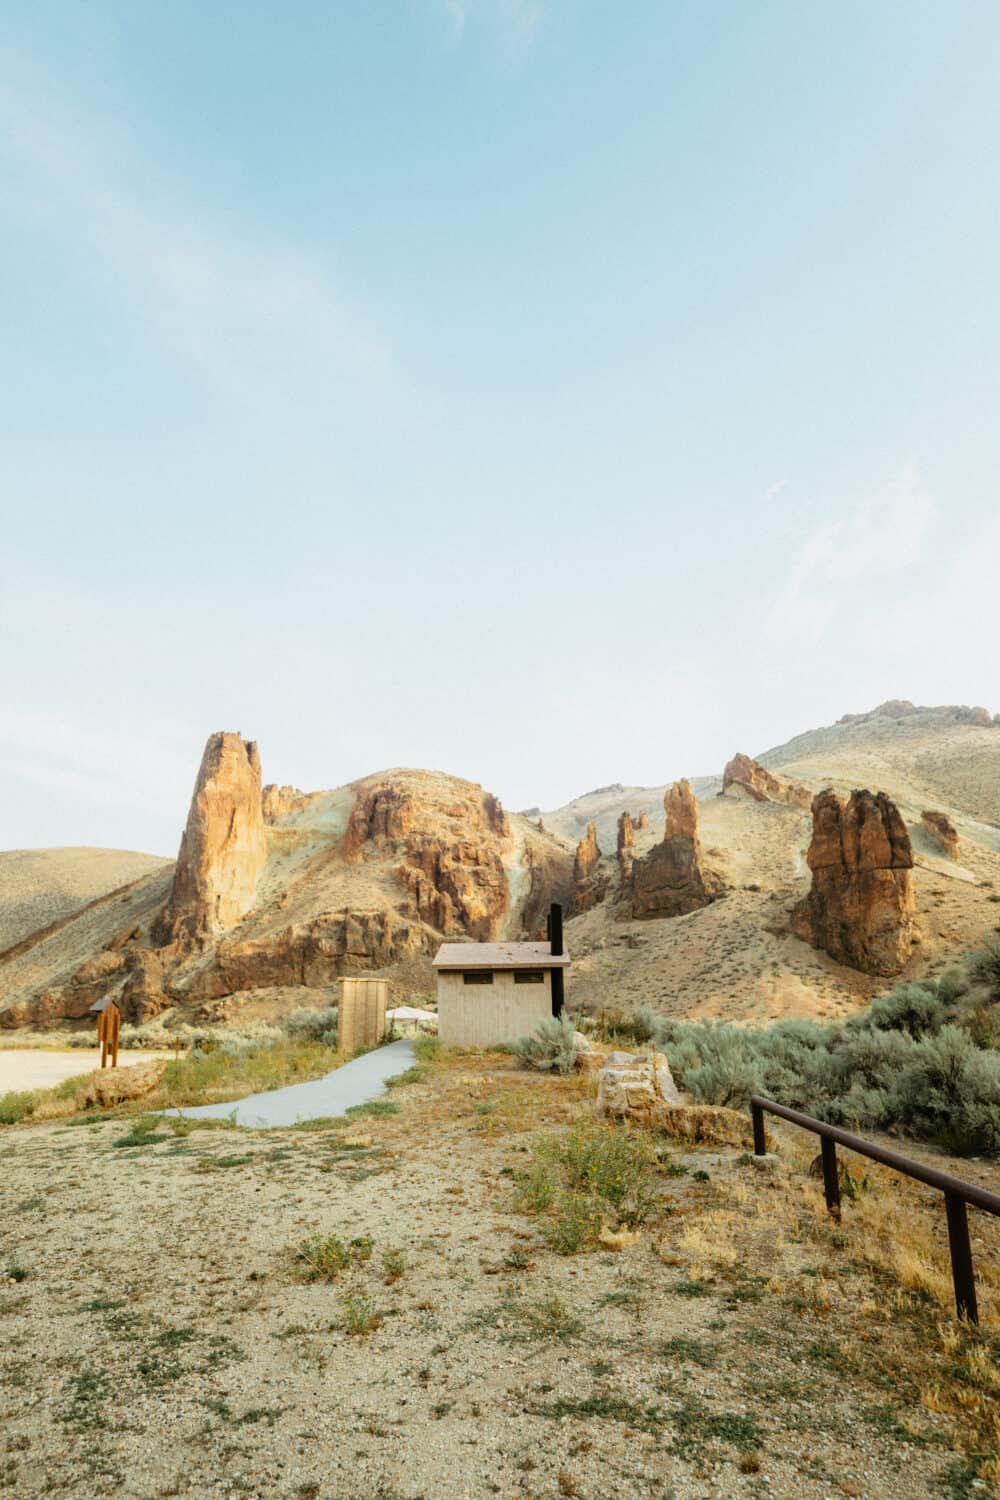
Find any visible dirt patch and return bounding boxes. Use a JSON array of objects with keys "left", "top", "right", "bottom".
[{"left": 0, "top": 1050, "right": 994, "bottom": 1498}]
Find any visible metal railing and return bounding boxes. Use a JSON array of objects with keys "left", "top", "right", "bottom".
[{"left": 750, "top": 1095, "right": 1000, "bottom": 1323}]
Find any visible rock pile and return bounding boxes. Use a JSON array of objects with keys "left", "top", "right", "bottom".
[
  {"left": 921, "top": 809, "right": 960, "bottom": 860},
  {"left": 791, "top": 788, "right": 917, "bottom": 976},
  {"left": 722, "top": 752, "right": 811, "bottom": 810},
  {"left": 596, "top": 1049, "right": 682, "bottom": 1123}
]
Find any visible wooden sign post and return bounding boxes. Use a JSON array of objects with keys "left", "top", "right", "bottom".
[{"left": 90, "top": 998, "right": 122, "bottom": 1069}]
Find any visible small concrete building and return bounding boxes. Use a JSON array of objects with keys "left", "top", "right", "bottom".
[{"left": 432, "top": 905, "right": 569, "bottom": 1048}]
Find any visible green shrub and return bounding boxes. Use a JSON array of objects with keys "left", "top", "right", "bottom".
[
  {"left": 0, "top": 1091, "right": 39, "bottom": 1126},
  {"left": 291, "top": 1234, "right": 371, "bottom": 1282},
  {"left": 585, "top": 1007, "right": 656, "bottom": 1045},
  {"left": 280, "top": 1007, "right": 339, "bottom": 1048},
  {"left": 512, "top": 1159, "right": 558, "bottom": 1214},
  {"left": 971, "top": 942, "right": 1000, "bottom": 999},
  {"left": 651, "top": 962, "right": 1000, "bottom": 1157},
  {"left": 507, "top": 1014, "right": 579, "bottom": 1074},
  {"left": 413, "top": 1034, "right": 443, "bottom": 1063},
  {"left": 556, "top": 1125, "right": 654, "bottom": 1212},
  {"left": 514, "top": 1123, "right": 656, "bottom": 1250},
  {"left": 858, "top": 980, "right": 954, "bottom": 1039},
  {"left": 544, "top": 1192, "right": 605, "bottom": 1254}
]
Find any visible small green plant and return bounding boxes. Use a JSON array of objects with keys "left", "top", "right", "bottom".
[
  {"left": 657, "top": 1335, "right": 716, "bottom": 1367},
  {"left": 386, "top": 1064, "right": 429, "bottom": 1088},
  {"left": 113, "top": 1115, "right": 170, "bottom": 1149},
  {"left": 5, "top": 1265, "right": 28, "bottom": 1284},
  {"left": 668, "top": 1399, "right": 763, "bottom": 1455},
  {"left": 345, "top": 1099, "right": 400, "bottom": 1119},
  {"left": 59, "top": 1368, "right": 112, "bottom": 1428},
  {"left": 531, "top": 1391, "right": 664, "bottom": 1432},
  {"left": 338, "top": 1293, "right": 383, "bottom": 1336},
  {"left": 512, "top": 1159, "right": 558, "bottom": 1214},
  {"left": 544, "top": 1192, "right": 605, "bottom": 1255},
  {"left": 518, "top": 1295, "right": 583, "bottom": 1342},
  {"left": 292, "top": 1234, "right": 371, "bottom": 1282},
  {"left": 413, "top": 1035, "right": 443, "bottom": 1064},
  {"left": 381, "top": 1248, "right": 406, "bottom": 1284},
  {"left": 557, "top": 1125, "right": 655, "bottom": 1211}
]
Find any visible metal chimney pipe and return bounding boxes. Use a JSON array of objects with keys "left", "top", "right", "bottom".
[
  {"left": 549, "top": 902, "right": 563, "bottom": 956},
  {"left": 549, "top": 901, "right": 565, "bottom": 1018}
]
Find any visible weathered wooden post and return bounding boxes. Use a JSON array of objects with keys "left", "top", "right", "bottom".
[{"left": 90, "top": 997, "right": 122, "bottom": 1069}]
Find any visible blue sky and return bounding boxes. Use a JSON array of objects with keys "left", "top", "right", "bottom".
[{"left": 2, "top": 1, "right": 999, "bottom": 855}]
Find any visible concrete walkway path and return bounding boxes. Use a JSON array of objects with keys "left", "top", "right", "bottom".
[{"left": 168, "top": 1039, "right": 416, "bottom": 1128}]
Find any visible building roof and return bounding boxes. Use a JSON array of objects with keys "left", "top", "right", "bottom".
[
  {"left": 432, "top": 941, "right": 570, "bottom": 970},
  {"left": 88, "top": 996, "right": 120, "bottom": 1013}
]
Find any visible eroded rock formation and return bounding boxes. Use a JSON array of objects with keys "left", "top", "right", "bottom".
[
  {"left": 722, "top": 753, "right": 811, "bottom": 810},
  {"left": 183, "top": 909, "right": 432, "bottom": 1000},
  {"left": 617, "top": 812, "right": 635, "bottom": 874},
  {"left": 571, "top": 822, "right": 609, "bottom": 914},
  {"left": 921, "top": 810, "right": 960, "bottom": 860},
  {"left": 262, "top": 784, "right": 319, "bottom": 824},
  {"left": 344, "top": 775, "right": 512, "bottom": 940},
  {"left": 574, "top": 823, "right": 601, "bottom": 883},
  {"left": 156, "top": 733, "right": 267, "bottom": 947},
  {"left": 630, "top": 780, "right": 721, "bottom": 918},
  {"left": 791, "top": 788, "right": 916, "bottom": 976}
]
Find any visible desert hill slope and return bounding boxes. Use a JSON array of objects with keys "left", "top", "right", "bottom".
[
  {"left": 761, "top": 699, "right": 1000, "bottom": 830},
  {"left": 0, "top": 848, "right": 171, "bottom": 953},
  {"left": 1, "top": 702, "right": 998, "bottom": 1034}
]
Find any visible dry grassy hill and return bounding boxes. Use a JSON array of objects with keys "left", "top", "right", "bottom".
[
  {"left": 0, "top": 848, "right": 171, "bottom": 953},
  {"left": 1, "top": 702, "right": 998, "bottom": 1035}
]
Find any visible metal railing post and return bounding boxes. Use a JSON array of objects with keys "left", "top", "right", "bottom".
[
  {"left": 820, "top": 1136, "right": 841, "bottom": 1220},
  {"left": 746, "top": 1095, "right": 1000, "bottom": 1325},
  {"left": 944, "top": 1193, "right": 979, "bottom": 1324},
  {"left": 751, "top": 1101, "right": 766, "bottom": 1156}
]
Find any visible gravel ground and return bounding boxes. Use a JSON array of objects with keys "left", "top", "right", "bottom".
[
  {"left": 0, "top": 1058, "right": 983, "bottom": 1500},
  {"left": 0, "top": 1050, "right": 173, "bottom": 1093}
]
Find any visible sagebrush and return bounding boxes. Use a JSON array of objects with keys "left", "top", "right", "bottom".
[{"left": 656, "top": 963, "right": 1000, "bottom": 1156}]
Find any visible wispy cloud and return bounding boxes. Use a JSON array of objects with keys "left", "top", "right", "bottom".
[
  {"left": 765, "top": 462, "right": 935, "bottom": 644},
  {"left": 858, "top": 514, "right": 1000, "bottom": 706},
  {"left": 442, "top": 0, "right": 546, "bottom": 48},
  {"left": 0, "top": 48, "right": 393, "bottom": 421},
  {"left": 0, "top": 709, "right": 196, "bottom": 821}
]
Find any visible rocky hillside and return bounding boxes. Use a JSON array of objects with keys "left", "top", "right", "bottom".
[
  {"left": 1, "top": 701, "right": 998, "bottom": 1034},
  {"left": 0, "top": 848, "right": 170, "bottom": 952},
  {"left": 0, "top": 739, "right": 575, "bottom": 1031},
  {"left": 560, "top": 703, "right": 1000, "bottom": 1022}
]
